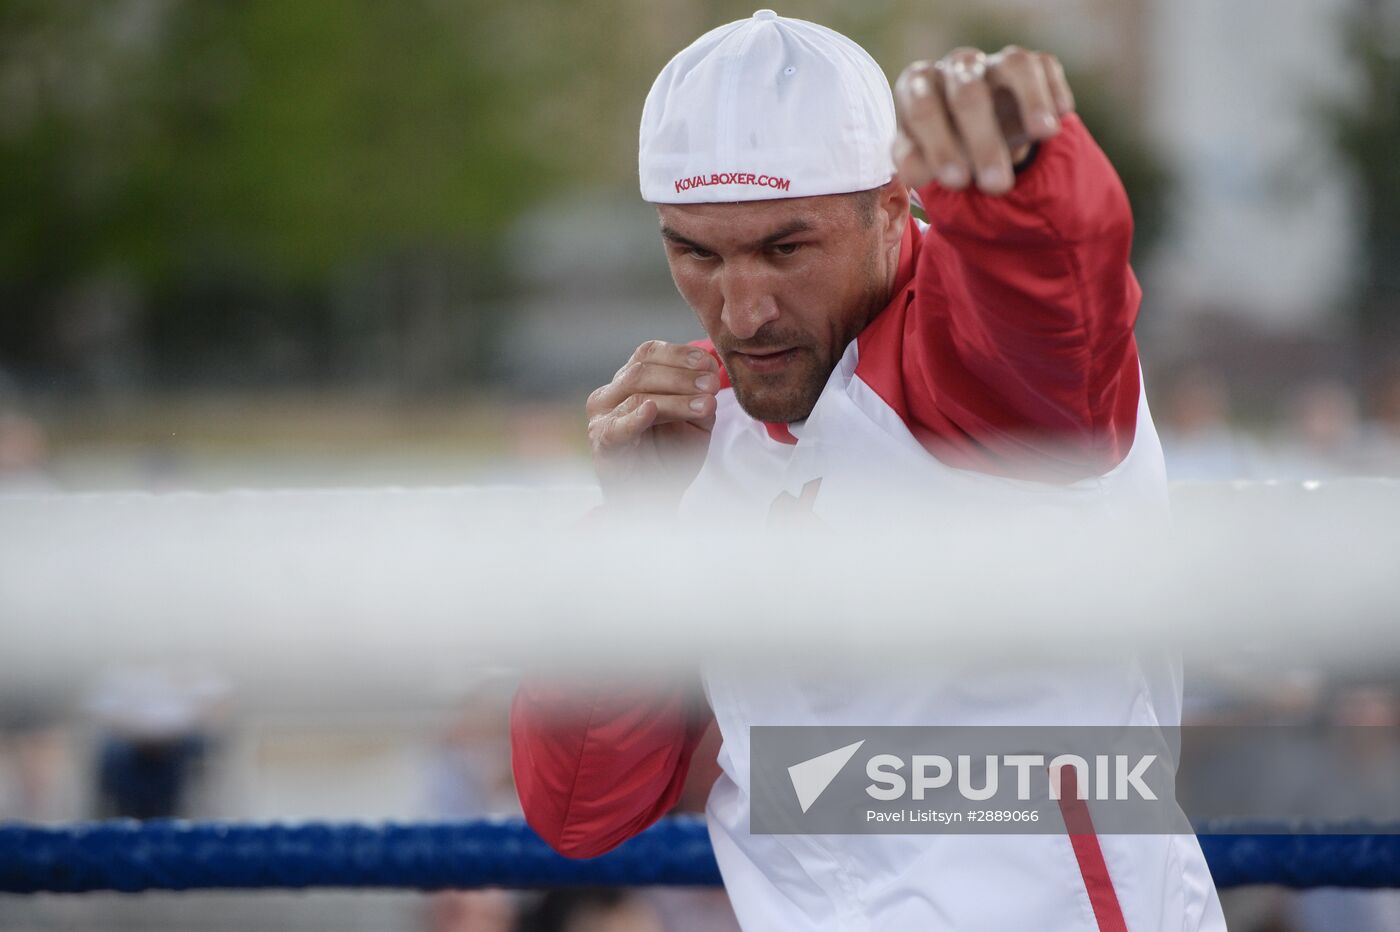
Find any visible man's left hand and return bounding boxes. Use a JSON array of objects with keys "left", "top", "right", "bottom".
[{"left": 892, "top": 46, "right": 1076, "bottom": 196}]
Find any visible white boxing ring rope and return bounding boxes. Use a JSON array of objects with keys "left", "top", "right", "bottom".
[{"left": 0, "top": 480, "right": 1397, "bottom": 710}]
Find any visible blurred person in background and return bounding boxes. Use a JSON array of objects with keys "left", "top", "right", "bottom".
[
  {"left": 86, "top": 665, "right": 229, "bottom": 820},
  {"left": 0, "top": 405, "right": 55, "bottom": 494},
  {"left": 1359, "top": 369, "right": 1400, "bottom": 475},
  {"left": 0, "top": 705, "right": 68, "bottom": 823},
  {"left": 1286, "top": 686, "right": 1400, "bottom": 932},
  {"left": 1177, "top": 669, "right": 1326, "bottom": 932},
  {"left": 424, "top": 688, "right": 525, "bottom": 932},
  {"left": 1158, "top": 368, "right": 1258, "bottom": 480},
  {"left": 514, "top": 889, "right": 664, "bottom": 932},
  {"left": 424, "top": 693, "right": 519, "bottom": 821},
  {"left": 1263, "top": 380, "right": 1364, "bottom": 479},
  {"left": 0, "top": 394, "right": 66, "bottom": 822},
  {"left": 430, "top": 886, "right": 518, "bottom": 932},
  {"left": 640, "top": 722, "right": 742, "bottom": 932}
]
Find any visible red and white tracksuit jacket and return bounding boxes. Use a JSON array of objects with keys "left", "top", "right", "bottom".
[{"left": 512, "top": 116, "right": 1227, "bottom": 931}]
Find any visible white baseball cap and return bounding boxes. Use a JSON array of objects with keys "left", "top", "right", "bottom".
[{"left": 639, "top": 9, "right": 896, "bottom": 204}]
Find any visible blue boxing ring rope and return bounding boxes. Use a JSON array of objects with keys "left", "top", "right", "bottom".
[{"left": 2, "top": 817, "right": 1398, "bottom": 894}]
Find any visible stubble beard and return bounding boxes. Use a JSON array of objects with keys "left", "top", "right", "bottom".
[
  {"left": 726, "top": 344, "right": 828, "bottom": 424},
  {"left": 725, "top": 250, "right": 888, "bottom": 425}
]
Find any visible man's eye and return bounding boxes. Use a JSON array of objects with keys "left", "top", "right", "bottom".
[
  {"left": 770, "top": 242, "right": 803, "bottom": 257},
  {"left": 687, "top": 247, "right": 717, "bottom": 260}
]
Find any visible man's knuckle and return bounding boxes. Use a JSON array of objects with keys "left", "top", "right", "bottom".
[
  {"left": 898, "top": 60, "right": 936, "bottom": 91},
  {"left": 587, "top": 417, "right": 609, "bottom": 448},
  {"left": 999, "top": 54, "right": 1035, "bottom": 78},
  {"left": 618, "top": 361, "right": 644, "bottom": 388},
  {"left": 944, "top": 79, "right": 979, "bottom": 106},
  {"left": 970, "top": 141, "right": 1007, "bottom": 167}
]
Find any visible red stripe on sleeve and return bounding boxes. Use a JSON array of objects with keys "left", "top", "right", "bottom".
[{"left": 1055, "top": 764, "right": 1129, "bottom": 932}]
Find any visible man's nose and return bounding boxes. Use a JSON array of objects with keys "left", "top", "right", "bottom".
[{"left": 719, "top": 269, "right": 780, "bottom": 341}]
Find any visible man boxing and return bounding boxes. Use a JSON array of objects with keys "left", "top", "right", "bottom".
[{"left": 513, "top": 10, "right": 1226, "bottom": 930}]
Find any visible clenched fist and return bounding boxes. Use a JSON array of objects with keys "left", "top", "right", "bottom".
[
  {"left": 586, "top": 340, "right": 720, "bottom": 509},
  {"left": 893, "top": 46, "right": 1076, "bottom": 196}
]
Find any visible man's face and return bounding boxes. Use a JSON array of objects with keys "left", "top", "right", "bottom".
[{"left": 657, "top": 188, "right": 903, "bottom": 423}]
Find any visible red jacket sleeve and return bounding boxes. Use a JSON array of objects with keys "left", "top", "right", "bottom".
[
  {"left": 510, "top": 675, "right": 710, "bottom": 858},
  {"left": 862, "top": 114, "right": 1141, "bottom": 482}
]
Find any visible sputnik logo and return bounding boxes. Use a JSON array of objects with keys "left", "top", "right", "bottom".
[{"left": 788, "top": 740, "right": 865, "bottom": 813}]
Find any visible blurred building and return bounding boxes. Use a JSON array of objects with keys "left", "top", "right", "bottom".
[{"left": 1145, "top": 0, "right": 1359, "bottom": 332}]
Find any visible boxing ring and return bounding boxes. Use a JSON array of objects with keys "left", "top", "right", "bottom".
[
  {"left": 2, "top": 480, "right": 1399, "bottom": 898},
  {"left": 1, "top": 818, "right": 1398, "bottom": 893}
]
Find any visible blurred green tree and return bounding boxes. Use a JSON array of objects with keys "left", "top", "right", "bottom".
[
  {"left": 1326, "top": 2, "right": 1400, "bottom": 357},
  {"left": 0, "top": 0, "right": 596, "bottom": 391}
]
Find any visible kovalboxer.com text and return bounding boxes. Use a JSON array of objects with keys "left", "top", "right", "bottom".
[{"left": 864, "top": 753, "right": 1158, "bottom": 802}]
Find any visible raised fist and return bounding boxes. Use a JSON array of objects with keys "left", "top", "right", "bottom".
[{"left": 893, "top": 46, "right": 1076, "bottom": 196}]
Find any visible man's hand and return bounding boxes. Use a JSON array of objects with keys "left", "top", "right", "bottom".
[
  {"left": 893, "top": 46, "right": 1076, "bottom": 196},
  {"left": 586, "top": 340, "right": 720, "bottom": 509}
]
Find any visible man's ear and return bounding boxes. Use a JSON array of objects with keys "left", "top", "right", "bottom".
[{"left": 877, "top": 177, "right": 910, "bottom": 250}]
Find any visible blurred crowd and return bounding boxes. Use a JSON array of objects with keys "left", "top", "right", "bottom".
[{"left": 1156, "top": 368, "right": 1400, "bottom": 481}]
